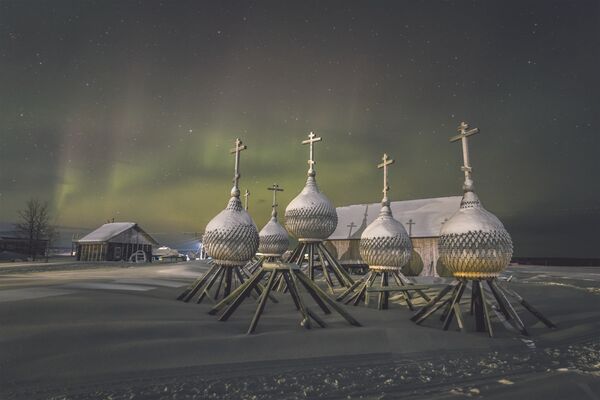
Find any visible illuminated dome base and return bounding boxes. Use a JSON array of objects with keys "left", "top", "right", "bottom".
[{"left": 336, "top": 268, "right": 431, "bottom": 311}]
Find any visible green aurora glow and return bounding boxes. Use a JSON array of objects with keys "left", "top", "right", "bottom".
[{"left": 1, "top": 1, "right": 598, "bottom": 257}]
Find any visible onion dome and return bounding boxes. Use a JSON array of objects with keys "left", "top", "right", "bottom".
[
  {"left": 258, "top": 214, "right": 289, "bottom": 256},
  {"left": 435, "top": 258, "right": 453, "bottom": 278},
  {"left": 203, "top": 139, "right": 259, "bottom": 266},
  {"left": 437, "top": 123, "right": 513, "bottom": 279},
  {"left": 401, "top": 250, "right": 424, "bottom": 277},
  {"left": 258, "top": 184, "right": 289, "bottom": 256},
  {"left": 284, "top": 132, "right": 338, "bottom": 240},
  {"left": 438, "top": 191, "right": 512, "bottom": 278},
  {"left": 359, "top": 154, "right": 412, "bottom": 270},
  {"left": 285, "top": 175, "right": 338, "bottom": 240},
  {"left": 360, "top": 203, "right": 412, "bottom": 270},
  {"left": 204, "top": 197, "right": 259, "bottom": 266}
]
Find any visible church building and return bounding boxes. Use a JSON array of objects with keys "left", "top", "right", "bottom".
[{"left": 326, "top": 196, "right": 461, "bottom": 276}]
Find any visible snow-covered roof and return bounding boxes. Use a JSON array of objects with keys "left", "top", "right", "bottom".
[
  {"left": 328, "top": 196, "right": 462, "bottom": 240},
  {"left": 77, "top": 222, "right": 158, "bottom": 245},
  {"left": 154, "top": 246, "right": 180, "bottom": 257}
]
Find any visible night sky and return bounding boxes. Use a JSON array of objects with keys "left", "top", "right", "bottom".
[{"left": 1, "top": 1, "right": 598, "bottom": 257}]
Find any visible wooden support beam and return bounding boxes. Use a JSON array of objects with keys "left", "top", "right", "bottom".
[
  {"left": 218, "top": 271, "right": 265, "bottom": 321},
  {"left": 247, "top": 271, "right": 278, "bottom": 334},
  {"left": 209, "top": 270, "right": 264, "bottom": 314},
  {"left": 410, "top": 282, "right": 456, "bottom": 322},
  {"left": 366, "top": 284, "right": 438, "bottom": 292},
  {"left": 479, "top": 282, "right": 494, "bottom": 338},
  {"left": 294, "top": 270, "right": 361, "bottom": 326},
  {"left": 453, "top": 303, "right": 466, "bottom": 333},
  {"left": 496, "top": 281, "right": 556, "bottom": 328},
  {"left": 336, "top": 274, "right": 367, "bottom": 301},
  {"left": 473, "top": 280, "right": 486, "bottom": 332},
  {"left": 178, "top": 263, "right": 220, "bottom": 302},
  {"left": 442, "top": 281, "right": 466, "bottom": 331}
]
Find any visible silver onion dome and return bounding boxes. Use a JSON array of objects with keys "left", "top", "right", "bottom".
[
  {"left": 359, "top": 154, "right": 412, "bottom": 270},
  {"left": 203, "top": 139, "right": 259, "bottom": 266},
  {"left": 258, "top": 184, "right": 289, "bottom": 256},
  {"left": 285, "top": 175, "right": 337, "bottom": 240},
  {"left": 204, "top": 197, "right": 259, "bottom": 266},
  {"left": 258, "top": 212, "right": 290, "bottom": 256},
  {"left": 284, "top": 132, "right": 338, "bottom": 240},
  {"left": 360, "top": 204, "right": 412, "bottom": 270},
  {"left": 437, "top": 123, "right": 513, "bottom": 279}
]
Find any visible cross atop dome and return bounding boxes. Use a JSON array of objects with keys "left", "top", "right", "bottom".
[
  {"left": 268, "top": 183, "right": 284, "bottom": 218},
  {"left": 302, "top": 131, "right": 322, "bottom": 177},
  {"left": 229, "top": 138, "right": 247, "bottom": 197},
  {"left": 377, "top": 153, "right": 395, "bottom": 205},
  {"left": 450, "top": 122, "right": 479, "bottom": 191}
]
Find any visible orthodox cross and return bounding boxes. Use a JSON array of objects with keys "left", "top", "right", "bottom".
[
  {"left": 244, "top": 189, "right": 250, "bottom": 210},
  {"left": 450, "top": 121, "right": 479, "bottom": 183},
  {"left": 229, "top": 138, "right": 247, "bottom": 196},
  {"left": 377, "top": 153, "right": 395, "bottom": 203},
  {"left": 302, "top": 131, "right": 322, "bottom": 176},
  {"left": 406, "top": 218, "right": 415, "bottom": 236},
  {"left": 347, "top": 221, "right": 357, "bottom": 237},
  {"left": 267, "top": 183, "right": 284, "bottom": 216}
]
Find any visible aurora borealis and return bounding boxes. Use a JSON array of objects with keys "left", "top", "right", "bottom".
[{"left": 1, "top": 1, "right": 598, "bottom": 257}]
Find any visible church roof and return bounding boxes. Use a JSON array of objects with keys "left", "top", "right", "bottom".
[{"left": 328, "top": 196, "right": 462, "bottom": 240}]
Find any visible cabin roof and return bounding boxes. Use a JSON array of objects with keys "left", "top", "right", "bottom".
[
  {"left": 77, "top": 222, "right": 158, "bottom": 245},
  {"left": 328, "top": 196, "right": 462, "bottom": 240}
]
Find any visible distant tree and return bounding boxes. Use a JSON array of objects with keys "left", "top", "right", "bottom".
[
  {"left": 44, "top": 224, "right": 59, "bottom": 262},
  {"left": 15, "top": 199, "right": 56, "bottom": 261}
]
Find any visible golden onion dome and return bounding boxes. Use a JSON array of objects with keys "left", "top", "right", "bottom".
[
  {"left": 438, "top": 191, "right": 512, "bottom": 278},
  {"left": 437, "top": 122, "right": 513, "bottom": 279}
]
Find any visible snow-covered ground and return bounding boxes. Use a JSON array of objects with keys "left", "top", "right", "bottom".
[{"left": 1, "top": 262, "right": 599, "bottom": 399}]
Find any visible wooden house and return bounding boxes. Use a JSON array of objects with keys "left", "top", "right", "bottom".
[{"left": 76, "top": 222, "right": 158, "bottom": 262}]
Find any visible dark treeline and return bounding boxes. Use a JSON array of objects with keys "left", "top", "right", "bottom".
[{"left": 512, "top": 258, "right": 600, "bottom": 267}]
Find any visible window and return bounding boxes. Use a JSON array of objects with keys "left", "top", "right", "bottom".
[{"left": 114, "top": 246, "right": 122, "bottom": 260}]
